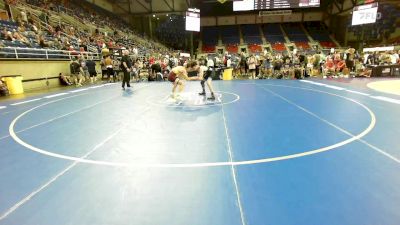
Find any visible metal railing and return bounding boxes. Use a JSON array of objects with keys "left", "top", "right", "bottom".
[
  {"left": 87, "top": 44, "right": 99, "bottom": 53},
  {"left": 0, "top": 47, "right": 101, "bottom": 60}
]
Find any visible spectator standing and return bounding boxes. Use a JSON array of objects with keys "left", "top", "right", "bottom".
[
  {"left": 113, "top": 58, "right": 121, "bottom": 81},
  {"left": 79, "top": 55, "right": 90, "bottom": 82},
  {"left": 345, "top": 48, "right": 355, "bottom": 72},
  {"left": 247, "top": 54, "right": 257, "bottom": 79},
  {"left": 70, "top": 57, "right": 83, "bottom": 86},
  {"left": 150, "top": 60, "right": 162, "bottom": 81},
  {"left": 105, "top": 55, "right": 114, "bottom": 82},
  {"left": 86, "top": 56, "right": 97, "bottom": 84},
  {"left": 226, "top": 56, "right": 232, "bottom": 68},
  {"left": 390, "top": 51, "right": 399, "bottom": 65},
  {"left": 100, "top": 56, "right": 107, "bottom": 79}
]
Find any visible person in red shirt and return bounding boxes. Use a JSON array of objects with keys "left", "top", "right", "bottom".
[
  {"left": 149, "top": 56, "right": 155, "bottom": 65},
  {"left": 324, "top": 57, "right": 336, "bottom": 77},
  {"left": 336, "top": 60, "right": 346, "bottom": 74}
]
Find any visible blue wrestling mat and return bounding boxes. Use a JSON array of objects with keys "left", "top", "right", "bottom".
[{"left": 0, "top": 79, "right": 399, "bottom": 225}]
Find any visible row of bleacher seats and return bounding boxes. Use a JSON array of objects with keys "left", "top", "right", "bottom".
[
  {"left": 201, "top": 22, "right": 337, "bottom": 53},
  {"left": 0, "top": 20, "right": 18, "bottom": 29},
  {"left": 0, "top": 19, "right": 81, "bottom": 51},
  {"left": 202, "top": 26, "right": 219, "bottom": 46},
  {"left": 220, "top": 25, "right": 240, "bottom": 45},
  {"left": 282, "top": 23, "right": 309, "bottom": 42},
  {"left": 0, "top": 0, "right": 169, "bottom": 59},
  {"left": 202, "top": 23, "right": 337, "bottom": 45}
]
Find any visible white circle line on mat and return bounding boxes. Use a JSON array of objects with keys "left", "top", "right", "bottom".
[{"left": 9, "top": 85, "right": 375, "bottom": 168}]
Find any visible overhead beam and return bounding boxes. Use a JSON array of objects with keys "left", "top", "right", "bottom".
[
  {"left": 333, "top": 0, "right": 342, "bottom": 13},
  {"left": 113, "top": 2, "right": 130, "bottom": 14},
  {"left": 135, "top": 0, "right": 151, "bottom": 12},
  {"left": 163, "top": 0, "right": 174, "bottom": 11},
  {"left": 333, "top": 7, "right": 354, "bottom": 16},
  {"left": 150, "top": 0, "right": 153, "bottom": 12}
]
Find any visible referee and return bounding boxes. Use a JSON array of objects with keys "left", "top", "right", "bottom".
[{"left": 121, "top": 49, "right": 132, "bottom": 90}]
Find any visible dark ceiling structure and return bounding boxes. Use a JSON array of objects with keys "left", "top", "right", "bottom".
[{"left": 101, "top": 0, "right": 399, "bottom": 17}]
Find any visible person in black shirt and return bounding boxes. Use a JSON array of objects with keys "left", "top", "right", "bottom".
[
  {"left": 293, "top": 59, "right": 303, "bottom": 79},
  {"left": 298, "top": 53, "right": 306, "bottom": 66},
  {"left": 120, "top": 50, "right": 132, "bottom": 90},
  {"left": 273, "top": 56, "right": 283, "bottom": 78},
  {"left": 59, "top": 73, "right": 72, "bottom": 86},
  {"left": 345, "top": 48, "right": 355, "bottom": 72},
  {"left": 86, "top": 57, "right": 97, "bottom": 84},
  {"left": 150, "top": 61, "right": 162, "bottom": 81}
]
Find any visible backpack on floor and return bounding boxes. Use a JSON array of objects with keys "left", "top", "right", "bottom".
[{"left": 0, "top": 83, "right": 9, "bottom": 96}]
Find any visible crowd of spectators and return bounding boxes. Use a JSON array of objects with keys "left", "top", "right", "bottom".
[
  {"left": 1, "top": 0, "right": 399, "bottom": 88},
  {"left": 1, "top": 0, "right": 169, "bottom": 56},
  {"left": 95, "top": 52, "right": 187, "bottom": 84},
  {"left": 198, "top": 49, "right": 400, "bottom": 80}
]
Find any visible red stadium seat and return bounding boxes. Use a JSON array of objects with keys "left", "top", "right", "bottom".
[
  {"left": 248, "top": 44, "right": 262, "bottom": 53},
  {"left": 295, "top": 42, "right": 310, "bottom": 50},
  {"left": 202, "top": 45, "right": 216, "bottom": 53},
  {"left": 272, "top": 43, "right": 286, "bottom": 52},
  {"left": 319, "top": 41, "right": 336, "bottom": 48},
  {"left": 225, "top": 45, "right": 238, "bottom": 53}
]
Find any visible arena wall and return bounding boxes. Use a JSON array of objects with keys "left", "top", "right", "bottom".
[{"left": 0, "top": 61, "right": 101, "bottom": 90}]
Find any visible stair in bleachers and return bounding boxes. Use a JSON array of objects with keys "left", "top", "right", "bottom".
[
  {"left": 282, "top": 23, "right": 309, "bottom": 43},
  {"left": 300, "top": 23, "right": 314, "bottom": 42},
  {"left": 259, "top": 25, "right": 267, "bottom": 44},
  {"left": 238, "top": 24, "right": 243, "bottom": 45},
  {"left": 279, "top": 23, "right": 291, "bottom": 44},
  {"left": 304, "top": 21, "right": 337, "bottom": 48}
]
